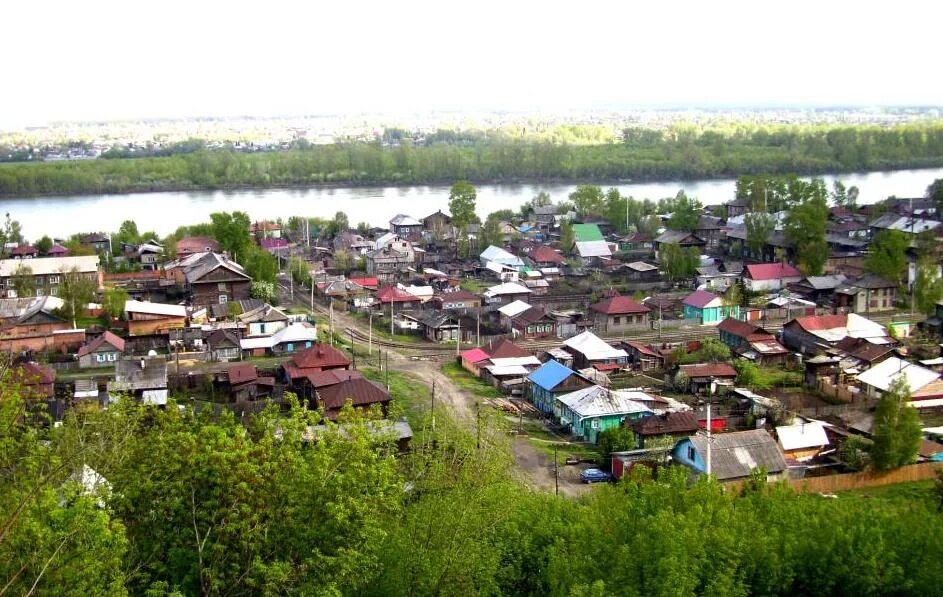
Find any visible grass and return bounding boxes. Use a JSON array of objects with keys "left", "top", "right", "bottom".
[
  {"left": 459, "top": 278, "right": 488, "bottom": 294},
  {"left": 441, "top": 362, "right": 503, "bottom": 399},
  {"left": 54, "top": 366, "right": 115, "bottom": 381},
  {"left": 838, "top": 481, "right": 938, "bottom": 508},
  {"left": 361, "top": 366, "right": 430, "bottom": 426},
  {"left": 348, "top": 311, "right": 427, "bottom": 344},
  {"left": 515, "top": 417, "right": 598, "bottom": 462}
]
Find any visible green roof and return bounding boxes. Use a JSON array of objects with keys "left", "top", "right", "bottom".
[{"left": 572, "top": 223, "right": 604, "bottom": 242}]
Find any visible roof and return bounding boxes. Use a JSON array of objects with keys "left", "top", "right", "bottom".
[
  {"left": 789, "top": 313, "right": 887, "bottom": 343},
  {"left": 557, "top": 385, "right": 653, "bottom": 418},
  {"left": 0, "top": 255, "right": 99, "bottom": 277},
  {"left": 655, "top": 230, "right": 705, "bottom": 244},
  {"left": 484, "top": 282, "right": 532, "bottom": 298},
  {"left": 499, "top": 300, "right": 533, "bottom": 318},
  {"left": 47, "top": 244, "right": 69, "bottom": 255},
  {"left": 851, "top": 273, "right": 897, "bottom": 290},
  {"left": 11, "top": 245, "right": 37, "bottom": 256},
  {"left": 260, "top": 237, "right": 289, "bottom": 250},
  {"left": 240, "top": 322, "right": 317, "bottom": 350},
  {"left": 305, "top": 369, "right": 363, "bottom": 389},
  {"left": 180, "top": 252, "right": 250, "bottom": 284},
  {"left": 489, "top": 356, "right": 542, "bottom": 368},
  {"left": 717, "top": 317, "right": 765, "bottom": 338},
  {"left": 529, "top": 245, "right": 565, "bottom": 264},
  {"left": 571, "top": 223, "right": 604, "bottom": 242},
  {"left": 514, "top": 306, "right": 551, "bottom": 325},
  {"left": 349, "top": 276, "right": 379, "bottom": 289},
  {"left": 625, "top": 261, "right": 659, "bottom": 272},
  {"left": 687, "top": 429, "right": 788, "bottom": 480},
  {"left": 563, "top": 331, "right": 629, "bottom": 361},
  {"left": 317, "top": 378, "right": 391, "bottom": 413},
  {"left": 482, "top": 338, "right": 531, "bottom": 359},
  {"left": 796, "top": 275, "right": 846, "bottom": 291},
  {"left": 436, "top": 289, "right": 479, "bottom": 302},
  {"left": 77, "top": 331, "right": 126, "bottom": 357},
  {"left": 460, "top": 347, "right": 491, "bottom": 363},
  {"left": 590, "top": 295, "right": 650, "bottom": 315},
  {"left": 176, "top": 236, "right": 220, "bottom": 254},
  {"left": 682, "top": 290, "right": 721, "bottom": 309},
  {"left": 632, "top": 411, "right": 698, "bottom": 436},
  {"left": 870, "top": 214, "right": 942, "bottom": 234},
  {"left": 744, "top": 263, "right": 802, "bottom": 281},
  {"left": 206, "top": 328, "right": 241, "bottom": 348},
  {"left": 575, "top": 240, "right": 612, "bottom": 258},
  {"left": 623, "top": 340, "right": 660, "bottom": 358},
  {"left": 109, "top": 358, "right": 168, "bottom": 391},
  {"left": 486, "top": 364, "right": 531, "bottom": 376},
  {"left": 528, "top": 359, "right": 576, "bottom": 391},
  {"left": 678, "top": 363, "right": 738, "bottom": 378},
  {"left": 376, "top": 286, "right": 420, "bottom": 303},
  {"left": 125, "top": 300, "right": 187, "bottom": 317},
  {"left": 390, "top": 214, "right": 422, "bottom": 227},
  {"left": 776, "top": 422, "right": 830, "bottom": 451},
  {"left": 480, "top": 245, "right": 524, "bottom": 267},
  {"left": 227, "top": 363, "right": 258, "bottom": 385},
  {"left": 288, "top": 342, "right": 351, "bottom": 371},
  {"left": 856, "top": 357, "right": 940, "bottom": 394}
]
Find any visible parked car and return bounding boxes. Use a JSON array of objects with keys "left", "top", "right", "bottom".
[{"left": 580, "top": 468, "right": 613, "bottom": 484}]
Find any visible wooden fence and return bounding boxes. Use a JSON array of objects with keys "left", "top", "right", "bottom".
[{"left": 726, "top": 462, "right": 942, "bottom": 494}]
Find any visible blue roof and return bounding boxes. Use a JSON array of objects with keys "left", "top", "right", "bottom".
[{"left": 527, "top": 359, "right": 575, "bottom": 391}]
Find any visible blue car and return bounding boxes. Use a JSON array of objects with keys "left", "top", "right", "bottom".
[{"left": 580, "top": 468, "right": 613, "bottom": 484}]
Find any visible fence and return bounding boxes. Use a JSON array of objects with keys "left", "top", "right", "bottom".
[{"left": 787, "top": 462, "right": 943, "bottom": 494}]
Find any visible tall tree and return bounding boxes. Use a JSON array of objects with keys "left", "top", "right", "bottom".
[
  {"left": 102, "top": 286, "right": 130, "bottom": 319},
  {"left": 744, "top": 213, "right": 774, "bottom": 258},
  {"left": 559, "top": 220, "right": 575, "bottom": 254},
  {"left": 830, "top": 180, "right": 848, "bottom": 207},
  {"left": 846, "top": 185, "right": 860, "bottom": 209},
  {"left": 665, "top": 191, "right": 702, "bottom": 231},
  {"left": 659, "top": 243, "right": 699, "bottom": 282},
  {"left": 569, "top": 185, "right": 605, "bottom": 217},
  {"left": 871, "top": 378, "right": 922, "bottom": 471},
  {"left": 448, "top": 181, "right": 478, "bottom": 233},
  {"left": 913, "top": 256, "right": 943, "bottom": 315},
  {"left": 11, "top": 263, "right": 35, "bottom": 297},
  {"left": 865, "top": 230, "right": 909, "bottom": 285},
  {"left": 57, "top": 266, "right": 97, "bottom": 327},
  {"left": 209, "top": 211, "right": 252, "bottom": 258},
  {"left": 35, "top": 234, "right": 53, "bottom": 255},
  {"left": 783, "top": 181, "right": 829, "bottom": 275},
  {"left": 927, "top": 178, "right": 943, "bottom": 215}
]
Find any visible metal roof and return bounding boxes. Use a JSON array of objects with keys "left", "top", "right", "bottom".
[
  {"left": 688, "top": 429, "right": 788, "bottom": 480},
  {"left": 557, "top": 385, "right": 653, "bottom": 418},
  {"left": 528, "top": 359, "right": 575, "bottom": 391}
]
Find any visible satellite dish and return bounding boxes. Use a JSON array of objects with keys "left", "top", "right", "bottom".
[{"left": 147, "top": 349, "right": 158, "bottom": 357}]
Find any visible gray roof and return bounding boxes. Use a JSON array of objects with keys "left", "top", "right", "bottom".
[
  {"left": 182, "top": 252, "right": 250, "bottom": 284},
  {"left": 798, "top": 275, "right": 846, "bottom": 290},
  {"left": 108, "top": 358, "right": 168, "bottom": 391},
  {"left": 851, "top": 273, "right": 897, "bottom": 289},
  {"left": 688, "top": 429, "right": 787, "bottom": 480},
  {"left": 655, "top": 230, "right": 705, "bottom": 244}
]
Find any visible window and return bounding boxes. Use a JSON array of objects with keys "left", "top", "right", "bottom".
[
  {"left": 48, "top": 276, "right": 59, "bottom": 285},
  {"left": 35, "top": 288, "right": 44, "bottom": 297},
  {"left": 96, "top": 354, "right": 106, "bottom": 363},
  {"left": 219, "top": 295, "right": 228, "bottom": 304},
  {"left": 107, "top": 352, "right": 118, "bottom": 362},
  {"left": 687, "top": 446, "right": 696, "bottom": 461},
  {"left": 613, "top": 316, "right": 621, "bottom": 325},
  {"left": 48, "top": 287, "right": 57, "bottom": 297},
  {"left": 217, "top": 282, "right": 227, "bottom": 291},
  {"left": 4, "top": 279, "right": 11, "bottom": 288}
]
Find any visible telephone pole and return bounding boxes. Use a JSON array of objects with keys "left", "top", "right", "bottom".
[
  {"left": 368, "top": 310, "right": 373, "bottom": 361},
  {"left": 553, "top": 444, "right": 559, "bottom": 496},
  {"left": 431, "top": 378, "right": 436, "bottom": 431},
  {"left": 476, "top": 402, "right": 481, "bottom": 450}
]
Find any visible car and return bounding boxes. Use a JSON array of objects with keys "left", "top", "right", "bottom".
[{"left": 580, "top": 468, "right": 613, "bottom": 484}]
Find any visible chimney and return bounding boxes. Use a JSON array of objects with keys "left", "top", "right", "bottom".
[{"left": 140, "top": 358, "right": 146, "bottom": 370}]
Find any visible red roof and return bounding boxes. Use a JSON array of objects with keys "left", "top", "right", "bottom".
[
  {"left": 318, "top": 378, "right": 391, "bottom": 418},
  {"left": 678, "top": 363, "right": 738, "bottom": 378},
  {"left": 460, "top": 347, "right": 491, "bottom": 363},
  {"left": 529, "top": 245, "right": 565, "bottom": 264},
  {"left": 436, "top": 289, "right": 479, "bottom": 302},
  {"left": 589, "top": 296, "right": 651, "bottom": 315},
  {"left": 349, "top": 276, "right": 379, "bottom": 289},
  {"left": 717, "top": 317, "right": 765, "bottom": 338},
  {"left": 745, "top": 263, "right": 801, "bottom": 281},
  {"left": 77, "top": 331, "right": 126, "bottom": 357},
  {"left": 305, "top": 369, "right": 363, "bottom": 389},
  {"left": 11, "top": 245, "right": 37, "bottom": 256},
  {"left": 11, "top": 361, "right": 55, "bottom": 385},
  {"left": 791, "top": 314, "right": 848, "bottom": 332},
  {"left": 377, "top": 286, "right": 420, "bottom": 304},
  {"left": 593, "top": 363, "right": 623, "bottom": 372},
  {"left": 287, "top": 343, "right": 351, "bottom": 373},
  {"left": 176, "top": 236, "right": 220, "bottom": 255},
  {"left": 623, "top": 340, "right": 660, "bottom": 358},
  {"left": 482, "top": 338, "right": 530, "bottom": 359},
  {"left": 227, "top": 363, "right": 258, "bottom": 385},
  {"left": 46, "top": 244, "right": 69, "bottom": 256},
  {"left": 682, "top": 290, "right": 720, "bottom": 309}
]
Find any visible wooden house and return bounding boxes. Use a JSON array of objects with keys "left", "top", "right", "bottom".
[
  {"left": 124, "top": 300, "right": 187, "bottom": 336},
  {"left": 77, "top": 331, "right": 126, "bottom": 368},
  {"left": 775, "top": 421, "right": 830, "bottom": 462},
  {"left": 672, "top": 429, "right": 788, "bottom": 482},
  {"left": 526, "top": 359, "right": 594, "bottom": 414},
  {"left": 589, "top": 295, "right": 650, "bottom": 332}
]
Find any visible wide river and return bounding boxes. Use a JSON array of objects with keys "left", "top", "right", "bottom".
[{"left": 3, "top": 167, "right": 943, "bottom": 237}]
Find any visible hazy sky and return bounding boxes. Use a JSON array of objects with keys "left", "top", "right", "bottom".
[{"left": 3, "top": 0, "right": 941, "bottom": 128}]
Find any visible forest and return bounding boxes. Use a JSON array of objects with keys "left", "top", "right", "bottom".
[
  {"left": 2, "top": 121, "right": 943, "bottom": 197},
  {"left": 4, "top": 375, "right": 943, "bottom": 596}
]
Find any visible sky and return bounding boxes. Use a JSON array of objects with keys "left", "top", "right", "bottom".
[{"left": 3, "top": 0, "right": 941, "bottom": 128}]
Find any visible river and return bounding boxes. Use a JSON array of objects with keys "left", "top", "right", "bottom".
[{"left": 3, "top": 167, "right": 942, "bottom": 237}]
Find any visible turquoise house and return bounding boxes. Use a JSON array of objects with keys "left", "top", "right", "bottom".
[
  {"left": 682, "top": 290, "right": 739, "bottom": 325},
  {"left": 555, "top": 386, "right": 652, "bottom": 444}
]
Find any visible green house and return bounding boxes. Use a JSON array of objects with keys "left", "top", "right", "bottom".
[
  {"left": 682, "top": 289, "right": 738, "bottom": 325},
  {"left": 555, "top": 385, "right": 653, "bottom": 444}
]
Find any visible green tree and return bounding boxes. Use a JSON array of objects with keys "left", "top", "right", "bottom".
[
  {"left": 209, "top": 211, "right": 252, "bottom": 258},
  {"left": 333, "top": 249, "right": 353, "bottom": 273},
  {"left": 11, "top": 263, "right": 35, "bottom": 297},
  {"left": 448, "top": 181, "right": 478, "bottom": 231},
  {"left": 597, "top": 427, "right": 637, "bottom": 462},
  {"left": 251, "top": 280, "right": 277, "bottom": 303},
  {"left": 57, "top": 266, "right": 97, "bottom": 327},
  {"left": 913, "top": 256, "right": 943, "bottom": 315},
  {"left": 569, "top": 185, "right": 605, "bottom": 217},
  {"left": 113, "top": 219, "right": 140, "bottom": 252},
  {"left": 928, "top": 178, "right": 943, "bottom": 215},
  {"left": 35, "top": 234, "right": 53, "bottom": 255},
  {"left": 665, "top": 191, "right": 702, "bottom": 231},
  {"left": 559, "top": 220, "right": 575, "bottom": 253},
  {"left": 744, "top": 213, "right": 774, "bottom": 258},
  {"left": 102, "top": 286, "right": 130, "bottom": 319},
  {"left": 871, "top": 377, "right": 922, "bottom": 471},
  {"left": 830, "top": 180, "right": 848, "bottom": 206},
  {"left": 846, "top": 185, "right": 860, "bottom": 209},
  {"left": 865, "top": 230, "right": 909, "bottom": 285},
  {"left": 521, "top": 191, "right": 552, "bottom": 218},
  {"left": 659, "top": 243, "right": 699, "bottom": 282},
  {"left": 242, "top": 245, "right": 278, "bottom": 284},
  {"left": 783, "top": 181, "right": 829, "bottom": 275}
]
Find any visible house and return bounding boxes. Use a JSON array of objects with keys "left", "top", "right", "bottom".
[
  {"left": 167, "top": 252, "right": 251, "bottom": 310},
  {"left": 333, "top": 231, "right": 374, "bottom": 255},
  {"left": 412, "top": 311, "right": 461, "bottom": 343},
  {"left": 376, "top": 285, "right": 423, "bottom": 312},
  {"left": 510, "top": 306, "right": 555, "bottom": 340},
  {"left": 781, "top": 313, "right": 889, "bottom": 355},
  {"left": 653, "top": 231, "right": 706, "bottom": 259},
  {"left": 46, "top": 244, "right": 69, "bottom": 257},
  {"left": 532, "top": 205, "right": 558, "bottom": 230},
  {"left": 527, "top": 359, "right": 594, "bottom": 414},
  {"left": 11, "top": 361, "right": 56, "bottom": 401},
  {"left": 572, "top": 223, "right": 612, "bottom": 262},
  {"left": 845, "top": 274, "right": 898, "bottom": 314},
  {"left": 776, "top": 421, "right": 830, "bottom": 462},
  {"left": 389, "top": 214, "right": 424, "bottom": 238},
  {"left": 107, "top": 357, "right": 168, "bottom": 405},
  {"left": 250, "top": 220, "right": 282, "bottom": 239},
  {"left": 0, "top": 255, "right": 100, "bottom": 298},
  {"left": 482, "top": 355, "right": 543, "bottom": 393},
  {"left": 672, "top": 429, "right": 788, "bottom": 482},
  {"left": 623, "top": 261, "right": 661, "bottom": 283},
  {"left": 281, "top": 341, "right": 352, "bottom": 401},
  {"left": 725, "top": 197, "right": 750, "bottom": 219},
  {"left": 717, "top": 318, "right": 789, "bottom": 367},
  {"left": 176, "top": 236, "right": 220, "bottom": 259},
  {"left": 422, "top": 210, "right": 453, "bottom": 238},
  {"left": 316, "top": 377, "right": 392, "bottom": 421},
  {"left": 260, "top": 237, "right": 290, "bottom": 256},
  {"left": 239, "top": 303, "right": 290, "bottom": 337},
  {"left": 499, "top": 299, "right": 532, "bottom": 326},
  {"left": 239, "top": 322, "right": 318, "bottom": 356},
  {"left": 480, "top": 245, "right": 525, "bottom": 279},
  {"left": 742, "top": 263, "right": 803, "bottom": 292},
  {"left": 79, "top": 233, "right": 110, "bottom": 253},
  {"left": 483, "top": 282, "right": 532, "bottom": 306},
  {"left": 630, "top": 411, "right": 698, "bottom": 448},
  {"left": 834, "top": 336, "right": 897, "bottom": 370},
  {"left": 124, "top": 300, "right": 187, "bottom": 336},
  {"left": 682, "top": 290, "right": 737, "bottom": 325},
  {"left": 856, "top": 357, "right": 943, "bottom": 401},
  {"left": 718, "top": 317, "right": 771, "bottom": 350},
  {"left": 620, "top": 340, "right": 665, "bottom": 371},
  {"left": 694, "top": 215, "right": 725, "bottom": 249},
  {"left": 677, "top": 363, "right": 738, "bottom": 394},
  {"left": 589, "top": 295, "right": 650, "bottom": 332},
  {"left": 133, "top": 242, "right": 164, "bottom": 270},
  {"left": 555, "top": 385, "right": 653, "bottom": 443},
  {"left": 460, "top": 347, "right": 491, "bottom": 376},
  {"left": 789, "top": 275, "right": 847, "bottom": 305},
  {"left": 0, "top": 296, "right": 82, "bottom": 353},
  {"left": 562, "top": 331, "right": 629, "bottom": 370},
  {"left": 206, "top": 329, "right": 242, "bottom": 362},
  {"left": 431, "top": 289, "right": 481, "bottom": 312},
  {"left": 77, "top": 331, "right": 126, "bottom": 368},
  {"left": 622, "top": 232, "right": 654, "bottom": 252},
  {"left": 11, "top": 244, "right": 38, "bottom": 259},
  {"left": 366, "top": 235, "right": 416, "bottom": 283},
  {"left": 215, "top": 363, "right": 275, "bottom": 402},
  {"left": 869, "top": 213, "right": 942, "bottom": 238},
  {"left": 527, "top": 245, "right": 565, "bottom": 268}
]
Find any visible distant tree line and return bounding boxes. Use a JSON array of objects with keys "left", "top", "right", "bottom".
[{"left": 3, "top": 122, "right": 943, "bottom": 196}]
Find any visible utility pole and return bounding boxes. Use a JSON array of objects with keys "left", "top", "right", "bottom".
[
  {"left": 431, "top": 378, "right": 436, "bottom": 431},
  {"left": 554, "top": 444, "right": 559, "bottom": 496},
  {"left": 329, "top": 299, "right": 334, "bottom": 345},
  {"left": 385, "top": 351, "right": 390, "bottom": 391},
  {"left": 910, "top": 196, "right": 916, "bottom": 325},
  {"left": 310, "top": 275, "right": 314, "bottom": 311},
  {"left": 476, "top": 309, "right": 481, "bottom": 347},
  {"left": 390, "top": 299, "right": 394, "bottom": 337},
  {"left": 476, "top": 402, "right": 481, "bottom": 450},
  {"left": 368, "top": 310, "right": 373, "bottom": 361},
  {"left": 706, "top": 400, "right": 712, "bottom": 477},
  {"left": 456, "top": 317, "right": 461, "bottom": 356},
  {"left": 349, "top": 328, "right": 356, "bottom": 368}
]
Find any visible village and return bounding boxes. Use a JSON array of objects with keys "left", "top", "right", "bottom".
[{"left": 4, "top": 181, "right": 943, "bottom": 491}]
